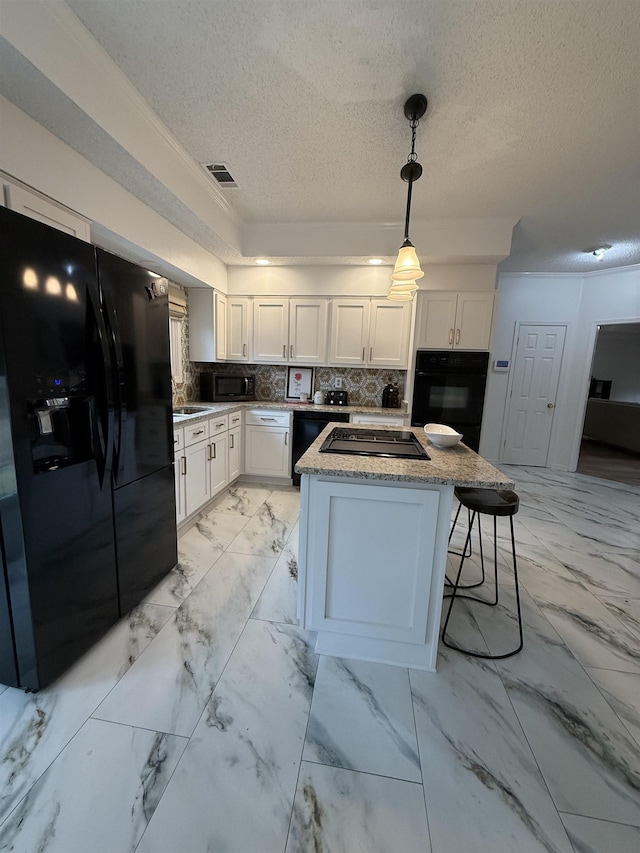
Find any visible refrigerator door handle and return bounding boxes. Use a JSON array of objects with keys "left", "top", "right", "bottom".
[
  {"left": 86, "top": 282, "right": 114, "bottom": 487},
  {"left": 102, "top": 291, "right": 126, "bottom": 484}
]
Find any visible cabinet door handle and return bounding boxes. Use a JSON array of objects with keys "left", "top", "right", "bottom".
[
  {"left": 230, "top": 434, "right": 234, "bottom": 448},
  {"left": 210, "top": 442, "right": 216, "bottom": 459},
  {"left": 283, "top": 344, "right": 286, "bottom": 358},
  {"left": 449, "top": 329, "right": 454, "bottom": 345},
  {"left": 362, "top": 347, "right": 365, "bottom": 361},
  {"left": 284, "top": 431, "right": 288, "bottom": 446},
  {"left": 181, "top": 456, "right": 187, "bottom": 475},
  {"left": 369, "top": 347, "right": 372, "bottom": 361},
  {"left": 455, "top": 328, "right": 461, "bottom": 345},
  {"left": 290, "top": 344, "right": 293, "bottom": 358},
  {"left": 243, "top": 343, "right": 247, "bottom": 357}
]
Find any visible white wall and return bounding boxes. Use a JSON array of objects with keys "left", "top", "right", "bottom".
[
  {"left": 227, "top": 263, "right": 497, "bottom": 297},
  {"left": 481, "top": 265, "right": 640, "bottom": 469},
  {"left": 592, "top": 328, "right": 640, "bottom": 402}
]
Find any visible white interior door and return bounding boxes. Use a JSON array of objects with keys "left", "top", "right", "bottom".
[{"left": 503, "top": 324, "right": 567, "bottom": 466}]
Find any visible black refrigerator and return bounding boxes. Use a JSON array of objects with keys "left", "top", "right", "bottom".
[{"left": 0, "top": 206, "right": 177, "bottom": 691}]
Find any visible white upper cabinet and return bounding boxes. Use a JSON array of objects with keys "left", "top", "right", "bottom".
[
  {"left": 455, "top": 292, "right": 495, "bottom": 350},
  {"left": 328, "top": 299, "right": 412, "bottom": 368},
  {"left": 253, "top": 298, "right": 290, "bottom": 363},
  {"left": 3, "top": 178, "right": 90, "bottom": 241},
  {"left": 227, "top": 297, "right": 252, "bottom": 362},
  {"left": 416, "top": 291, "right": 495, "bottom": 350},
  {"left": 188, "top": 288, "right": 228, "bottom": 361},
  {"left": 328, "top": 299, "right": 371, "bottom": 365},
  {"left": 288, "top": 298, "right": 328, "bottom": 364},
  {"left": 215, "top": 293, "right": 227, "bottom": 360},
  {"left": 368, "top": 300, "right": 413, "bottom": 367}
]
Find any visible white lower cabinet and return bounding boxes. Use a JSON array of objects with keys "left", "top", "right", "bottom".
[
  {"left": 174, "top": 410, "right": 244, "bottom": 524},
  {"left": 209, "top": 432, "right": 229, "bottom": 495},
  {"left": 244, "top": 409, "right": 292, "bottom": 478},
  {"left": 184, "top": 438, "right": 212, "bottom": 516},
  {"left": 174, "top": 451, "right": 187, "bottom": 524},
  {"left": 350, "top": 414, "right": 408, "bottom": 426},
  {"left": 228, "top": 425, "right": 242, "bottom": 481}
]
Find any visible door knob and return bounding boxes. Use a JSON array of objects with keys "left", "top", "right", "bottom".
[{"left": 547, "top": 402, "right": 555, "bottom": 409}]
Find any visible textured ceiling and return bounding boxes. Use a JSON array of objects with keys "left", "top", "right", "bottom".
[{"left": 8, "top": 1, "right": 640, "bottom": 272}]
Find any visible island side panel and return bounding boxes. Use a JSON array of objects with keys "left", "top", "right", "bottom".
[{"left": 301, "top": 475, "right": 454, "bottom": 670}]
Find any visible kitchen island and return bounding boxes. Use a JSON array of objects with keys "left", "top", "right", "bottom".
[{"left": 295, "top": 423, "right": 514, "bottom": 671}]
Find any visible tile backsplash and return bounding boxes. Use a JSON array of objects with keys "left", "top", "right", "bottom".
[
  {"left": 196, "top": 363, "right": 406, "bottom": 406},
  {"left": 170, "top": 285, "right": 406, "bottom": 408}
]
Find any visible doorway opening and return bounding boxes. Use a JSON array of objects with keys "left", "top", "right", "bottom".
[{"left": 577, "top": 322, "right": 640, "bottom": 486}]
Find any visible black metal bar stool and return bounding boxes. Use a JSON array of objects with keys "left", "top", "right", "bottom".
[{"left": 441, "top": 487, "right": 523, "bottom": 659}]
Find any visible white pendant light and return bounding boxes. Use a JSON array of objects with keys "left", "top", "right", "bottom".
[
  {"left": 388, "top": 94, "right": 428, "bottom": 298},
  {"left": 391, "top": 242, "right": 424, "bottom": 282},
  {"left": 389, "top": 280, "right": 419, "bottom": 293},
  {"left": 386, "top": 289, "right": 414, "bottom": 301}
]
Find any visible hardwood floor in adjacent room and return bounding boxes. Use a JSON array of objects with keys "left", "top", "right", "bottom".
[{"left": 577, "top": 438, "right": 640, "bottom": 486}]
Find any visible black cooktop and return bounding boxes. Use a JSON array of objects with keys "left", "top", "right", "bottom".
[{"left": 319, "top": 427, "right": 430, "bottom": 460}]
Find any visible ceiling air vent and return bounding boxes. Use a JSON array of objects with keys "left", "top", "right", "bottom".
[{"left": 201, "top": 163, "right": 237, "bottom": 188}]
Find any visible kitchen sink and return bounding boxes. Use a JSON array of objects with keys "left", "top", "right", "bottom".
[{"left": 173, "top": 406, "right": 208, "bottom": 415}]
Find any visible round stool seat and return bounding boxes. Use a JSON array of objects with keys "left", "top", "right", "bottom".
[{"left": 453, "top": 487, "right": 519, "bottom": 517}]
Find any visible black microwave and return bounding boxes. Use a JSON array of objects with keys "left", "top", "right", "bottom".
[{"left": 200, "top": 374, "right": 256, "bottom": 402}]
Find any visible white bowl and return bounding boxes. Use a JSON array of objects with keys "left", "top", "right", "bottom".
[{"left": 424, "top": 423, "right": 463, "bottom": 448}]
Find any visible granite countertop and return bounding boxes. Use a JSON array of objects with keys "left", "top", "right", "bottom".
[
  {"left": 295, "top": 422, "right": 515, "bottom": 489},
  {"left": 172, "top": 402, "right": 407, "bottom": 424}
]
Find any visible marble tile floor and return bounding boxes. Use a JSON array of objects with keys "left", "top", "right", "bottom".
[{"left": 0, "top": 471, "right": 639, "bottom": 853}]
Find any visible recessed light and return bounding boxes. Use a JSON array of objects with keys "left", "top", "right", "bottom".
[
  {"left": 255, "top": 258, "right": 270, "bottom": 266},
  {"left": 589, "top": 245, "right": 612, "bottom": 259},
  {"left": 368, "top": 258, "right": 384, "bottom": 266}
]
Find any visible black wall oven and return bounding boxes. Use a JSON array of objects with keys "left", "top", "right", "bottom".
[{"left": 411, "top": 351, "right": 490, "bottom": 451}]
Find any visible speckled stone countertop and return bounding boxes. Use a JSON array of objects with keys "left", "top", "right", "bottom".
[
  {"left": 295, "top": 422, "right": 515, "bottom": 489},
  {"left": 172, "top": 402, "right": 407, "bottom": 425}
]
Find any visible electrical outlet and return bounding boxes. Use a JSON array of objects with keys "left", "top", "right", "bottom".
[{"left": 334, "top": 377, "right": 343, "bottom": 389}]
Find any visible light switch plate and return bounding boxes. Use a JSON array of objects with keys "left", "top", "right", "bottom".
[{"left": 334, "top": 377, "right": 343, "bottom": 388}]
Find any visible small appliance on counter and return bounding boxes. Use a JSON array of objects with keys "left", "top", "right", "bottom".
[
  {"left": 381, "top": 382, "right": 401, "bottom": 408},
  {"left": 201, "top": 373, "right": 256, "bottom": 402},
  {"left": 325, "top": 389, "right": 349, "bottom": 406}
]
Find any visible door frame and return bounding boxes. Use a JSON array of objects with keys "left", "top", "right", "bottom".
[
  {"left": 569, "top": 315, "right": 640, "bottom": 472},
  {"left": 499, "top": 321, "right": 568, "bottom": 466}
]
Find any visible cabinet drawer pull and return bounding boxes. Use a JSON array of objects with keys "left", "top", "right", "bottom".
[
  {"left": 174, "top": 437, "right": 179, "bottom": 445},
  {"left": 193, "top": 429, "right": 205, "bottom": 436},
  {"left": 260, "top": 417, "right": 277, "bottom": 422},
  {"left": 181, "top": 456, "right": 187, "bottom": 475},
  {"left": 215, "top": 421, "right": 225, "bottom": 429},
  {"left": 449, "top": 328, "right": 454, "bottom": 345},
  {"left": 455, "top": 328, "right": 461, "bottom": 345}
]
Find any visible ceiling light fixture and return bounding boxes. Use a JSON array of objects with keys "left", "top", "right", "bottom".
[
  {"left": 255, "top": 258, "right": 270, "bottom": 266},
  {"left": 590, "top": 244, "right": 612, "bottom": 259},
  {"left": 368, "top": 258, "right": 384, "bottom": 265},
  {"left": 388, "top": 93, "right": 428, "bottom": 300}
]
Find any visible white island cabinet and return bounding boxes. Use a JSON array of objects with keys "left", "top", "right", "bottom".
[{"left": 295, "top": 424, "right": 513, "bottom": 671}]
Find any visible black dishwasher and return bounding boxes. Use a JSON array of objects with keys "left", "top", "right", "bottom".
[{"left": 292, "top": 410, "right": 350, "bottom": 486}]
